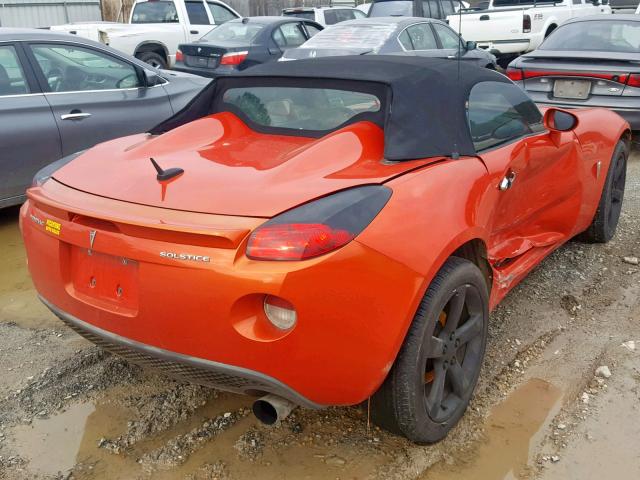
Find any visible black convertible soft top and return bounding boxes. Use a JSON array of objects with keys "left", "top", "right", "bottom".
[{"left": 150, "top": 56, "right": 511, "bottom": 161}]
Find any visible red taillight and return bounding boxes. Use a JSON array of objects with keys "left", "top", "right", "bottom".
[
  {"left": 523, "top": 14, "right": 531, "bottom": 33},
  {"left": 521, "top": 70, "right": 629, "bottom": 83},
  {"left": 176, "top": 49, "right": 184, "bottom": 62},
  {"left": 220, "top": 51, "right": 248, "bottom": 66},
  {"left": 627, "top": 74, "right": 640, "bottom": 88},
  {"left": 246, "top": 223, "right": 355, "bottom": 261},
  {"left": 506, "top": 67, "right": 523, "bottom": 81}
]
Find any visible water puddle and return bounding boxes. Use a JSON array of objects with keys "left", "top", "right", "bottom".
[
  {"left": 0, "top": 206, "right": 53, "bottom": 328},
  {"left": 13, "top": 402, "right": 100, "bottom": 476},
  {"left": 10, "top": 389, "right": 386, "bottom": 479},
  {"left": 421, "top": 378, "right": 562, "bottom": 480}
]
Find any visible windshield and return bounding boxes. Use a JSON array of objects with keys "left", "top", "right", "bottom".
[
  {"left": 131, "top": 0, "right": 178, "bottom": 23},
  {"left": 369, "top": 0, "right": 414, "bottom": 16},
  {"left": 282, "top": 10, "right": 316, "bottom": 21},
  {"left": 221, "top": 86, "right": 381, "bottom": 132},
  {"left": 201, "top": 21, "right": 264, "bottom": 42},
  {"left": 290, "top": 24, "right": 397, "bottom": 52},
  {"left": 540, "top": 20, "right": 640, "bottom": 53}
]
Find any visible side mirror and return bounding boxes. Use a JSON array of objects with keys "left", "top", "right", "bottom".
[
  {"left": 144, "top": 70, "right": 162, "bottom": 87},
  {"left": 466, "top": 40, "right": 477, "bottom": 50},
  {"left": 544, "top": 108, "right": 578, "bottom": 132},
  {"left": 268, "top": 47, "right": 281, "bottom": 55}
]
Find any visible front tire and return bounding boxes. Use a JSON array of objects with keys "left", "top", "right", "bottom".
[
  {"left": 579, "top": 140, "right": 627, "bottom": 243},
  {"left": 370, "top": 257, "right": 489, "bottom": 444}
]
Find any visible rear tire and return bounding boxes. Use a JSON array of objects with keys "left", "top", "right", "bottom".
[
  {"left": 579, "top": 140, "right": 627, "bottom": 243},
  {"left": 370, "top": 257, "right": 489, "bottom": 444},
  {"left": 136, "top": 51, "right": 167, "bottom": 70}
]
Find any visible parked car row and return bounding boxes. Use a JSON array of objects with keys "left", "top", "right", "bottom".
[
  {"left": 173, "top": 15, "right": 497, "bottom": 77},
  {"left": 45, "top": 0, "right": 617, "bottom": 72},
  {"left": 49, "top": 0, "right": 371, "bottom": 70}
]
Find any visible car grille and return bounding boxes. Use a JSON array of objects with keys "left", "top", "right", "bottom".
[{"left": 184, "top": 54, "right": 220, "bottom": 69}]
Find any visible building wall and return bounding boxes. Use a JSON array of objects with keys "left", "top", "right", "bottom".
[{"left": 0, "top": 0, "right": 102, "bottom": 28}]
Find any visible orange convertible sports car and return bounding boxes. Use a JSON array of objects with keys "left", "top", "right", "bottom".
[{"left": 21, "top": 57, "right": 629, "bottom": 443}]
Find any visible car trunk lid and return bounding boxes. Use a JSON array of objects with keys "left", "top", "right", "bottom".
[
  {"left": 512, "top": 55, "right": 640, "bottom": 99},
  {"left": 52, "top": 113, "right": 435, "bottom": 218},
  {"left": 179, "top": 43, "right": 248, "bottom": 69}
]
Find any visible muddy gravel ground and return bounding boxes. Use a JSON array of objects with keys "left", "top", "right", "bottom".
[{"left": 1, "top": 151, "right": 639, "bottom": 480}]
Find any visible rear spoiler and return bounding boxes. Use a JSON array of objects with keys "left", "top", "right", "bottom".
[{"left": 522, "top": 50, "right": 640, "bottom": 63}]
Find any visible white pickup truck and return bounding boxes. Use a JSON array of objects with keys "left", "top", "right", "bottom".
[
  {"left": 50, "top": 0, "right": 240, "bottom": 69},
  {"left": 447, "top": 0, "right": 611, "bottom": 64}
]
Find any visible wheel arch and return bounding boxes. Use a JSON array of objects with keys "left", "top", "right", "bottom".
[
  {"left": 620, "top": 128, "right": 632, "bottom": 152},
  {"left": 134, "top": 41, "right": 169, "bottom": 62},
  {"left": 544, "top": 23, "right": 558, "bottom": 37},
  {"left": 450, "top": 238, "right": 493, "bottom": 295}
]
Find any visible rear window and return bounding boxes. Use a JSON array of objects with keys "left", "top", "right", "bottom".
[
  {"left": 369, "top": 0, "right": 414, "bottom": 16},
  {"left": 282, "top": 10, "right": 316, "bottom": 21},
  {"left": 221, "top": 86, "right": 382, "bottom": 132},
  {"left": 131, "top": 0, "right": 179, "bottom": 23},
  {"left": 201, "top": 21, "right": 264, "bottom": 42},
  {"left": 540, "top": 20, "right": 640, "bottom": 53},
  {"left": 294, "top": 23, "right": 397, "bottom": 51}
]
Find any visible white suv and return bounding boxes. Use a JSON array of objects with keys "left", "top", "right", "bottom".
[{"left": 281, "top": 6, "right": 366, "bottom": 25}]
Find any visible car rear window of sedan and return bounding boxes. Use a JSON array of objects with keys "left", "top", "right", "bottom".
[
  {"left": 201, "top": 21, "right": 265, "bottom": 42},
  {"left": 221, "top": 86, "right": 382, "bottom": 132},
  {"left": 295, "top": 24, "right": 397, "bottom": 51},
  {"left": 540, "top": 20, "right": 640, "bottom": 53}
]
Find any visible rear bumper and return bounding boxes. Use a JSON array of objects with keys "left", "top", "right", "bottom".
[
  {"left": 525, "top": 90, "right": 640, "bottom": 130},
  {"left": 21, "top": 182, "right": 424, "bottom": 406},
  {"left": 477, "top": 39, "right": 530, "bottom": 56},
  {"left": 42, "top": 295, "right": 321, "bottom": 408},
  {"left": 173, "top": 63, "right": 240, "bottom": 79}
]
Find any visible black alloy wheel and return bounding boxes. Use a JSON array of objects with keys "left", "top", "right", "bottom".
[
  {"left": 422, "top": 283, "right": 485, "bottom": 423},
  {"left": 580, "top": 139, "right": 628, "bottom": 243},
  {"left": 371, "top": 257, "right": 489, "bottom": 444}
]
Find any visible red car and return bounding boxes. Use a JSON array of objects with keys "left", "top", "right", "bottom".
[{"left": 20, "top": 57, "right": 629, "bottom": 443}]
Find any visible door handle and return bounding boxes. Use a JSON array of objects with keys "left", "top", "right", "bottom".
[
  {"left": 499, "top": 171, "right": 517, "bottom": 191},
  {"left": 190, "top": 30, "right": 199, "bottom": 34},
  {"left": 61, "top": 112, "right": 91, "bottom": 121}
]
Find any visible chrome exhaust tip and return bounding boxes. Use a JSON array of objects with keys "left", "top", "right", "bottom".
[{"left": 252, "top": 394, "right": 296, "bottom": 425}]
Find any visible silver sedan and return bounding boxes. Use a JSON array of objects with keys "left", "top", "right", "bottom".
[
  {"left": 0, "top": 29, "right": 210, "bottom": 208},
  {"left": 507, "top": 15, "right": 640, "bottom": 130},
  {"left": 280, "top": 17, "right": 498, "bottom": 69}
]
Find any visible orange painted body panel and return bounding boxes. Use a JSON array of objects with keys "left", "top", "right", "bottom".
[
  {"left": 21, "top": 107, "right": 629, "bottom": 406},
  {"left": 52, "top": 113, "right": 432, "bottom": 217}
]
